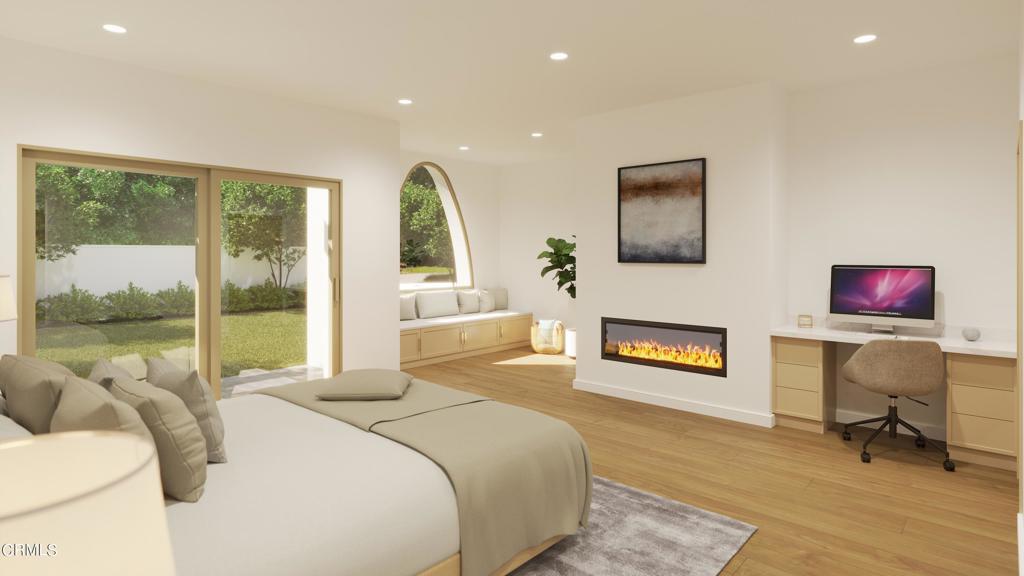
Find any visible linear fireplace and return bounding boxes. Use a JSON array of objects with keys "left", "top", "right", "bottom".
[{"left": 601, "top": 317, "right": 727, "bottom": 377}]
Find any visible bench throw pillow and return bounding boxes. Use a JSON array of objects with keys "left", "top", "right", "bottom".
[
  {"left": 457, "top": 290, "right": 480, "bottom": 314},
  {"left": 416, "top": 291, "right": 459, "bottom": 319},
  {"left": 316, "top": 369, "right": 414, "bottom": 401},
  {"left": 478, "top": 290, "right": 496, "bottom": 313},
  {"left": 400, "top": 294, "right": 417, "bottom": 320},
  {"left": 0, "top": 354, "right": 74, "bottom": 433},
  {"left": 489, "top": 287, "right": 509, "bottom": 310},
  {"left": 106, "top": 377, "right": 208, "bottom": 502},
  {"left": 51, "top": 376, "right": 153, "bottom": 444},
  {"left": 147, "top": 358, "right": 227, "bottom": 463}
]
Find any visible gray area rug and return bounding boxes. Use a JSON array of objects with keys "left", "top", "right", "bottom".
[{"left": 512, "top": 476, "right": 756, "bottom": 576}]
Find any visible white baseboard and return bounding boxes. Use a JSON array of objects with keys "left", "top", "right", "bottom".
[
  {"left": 834, "top": 408, "right": 945, "bottom": 440},
  {"left": 572, "top": 378, "right": 775, "bottom": 428}
]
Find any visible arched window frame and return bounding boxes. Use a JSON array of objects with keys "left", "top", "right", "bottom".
[{"left": 399, "top": 161, "right": 474, "bottom": 291}]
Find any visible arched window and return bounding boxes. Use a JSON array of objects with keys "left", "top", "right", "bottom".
[{"left": 399, "top": 162, "right": 473, "bottom": 290}]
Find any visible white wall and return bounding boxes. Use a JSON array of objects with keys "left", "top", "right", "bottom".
[
  {"left": 399, "top": 152, "right": 502, "bottom": 290},
  {"left": 498, "top": 158, "right": 577, "bottom": 325},
  {"left": 573, "top": 83, "right": 787, "bottom": 427},
  {"left": 788, "top": 55, "right": 1018, "bottom": 434},
  {"left": 0, "top": 37, "right": 401, "bottom": 369}
]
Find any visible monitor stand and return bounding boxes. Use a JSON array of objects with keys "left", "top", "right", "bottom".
[{"left": 870, "top": 324, "right": 895, "bottom": 334}]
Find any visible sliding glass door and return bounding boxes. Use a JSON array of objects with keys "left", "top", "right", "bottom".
[{"left": 20, "top": 150, "right": 341, "bottom": 398}]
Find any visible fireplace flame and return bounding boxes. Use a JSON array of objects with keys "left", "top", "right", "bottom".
[{"left": 612, "top": 339, "right": 723, "bottom": 370}]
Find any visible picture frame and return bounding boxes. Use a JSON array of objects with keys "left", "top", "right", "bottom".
[{"left": 617, "top": 158, "right": 706, "bottom": 264}]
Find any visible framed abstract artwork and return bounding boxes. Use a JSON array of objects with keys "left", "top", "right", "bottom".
[{"left": 617, "top": 158, "right": 706, "bottom": 264}]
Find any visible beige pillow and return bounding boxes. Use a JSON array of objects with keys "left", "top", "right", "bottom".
[
  {"left": 51, "top": 377, "right": 153, "bottom": 444},
  {"left": 107, "top": 377, "right": 207, "bottom": 502},
  {"left": 0, "top": 413, "right": 30, "bottom": 442},
  {"left": 478, "top": 290, "right": 496, "bottom": 313},
  {"left": 400, "top": 294, "right": 417, "bottom": 320},
  {"left": 0, "top": 355, "right": 73, "bottom": 433},
  {"left": 147, "top": 358, "right": 227, "bottom": 463},
  {"left": 88, "top": 358, "right": 136, "bottom": 384},
  {"left": 111, "top": 353, "right": 148, "bottom": 380},
  {"left": 489, "top": 287, "right": 509, "bottom": 310},
  {"left": 316, "top": 369, "right": 414, "bottom": 401},
  {"left": 415, "top": 291, "right": 459, "bottom": 319},
  {"left": 457, "top": 290, "right": 480, "bottom": 314}
]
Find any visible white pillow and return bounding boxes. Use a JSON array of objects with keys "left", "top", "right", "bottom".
[
  {"left": 479, "top": 290, "right": 496, "bottom": 313},
  {"left": 457, "top": 290, "right": 480, "bottom": 314},
  {"left": 400, "top": 294, "right": 417, "bottom": 320},
  {"left": 489, "top": 287, "right": 509, "bottom": 310},
  {"left": 416, "top": 291, "right": 460, "bottom": 319},
  {"left": 0, "top": 412, "right": 31, "bottom": 441}
]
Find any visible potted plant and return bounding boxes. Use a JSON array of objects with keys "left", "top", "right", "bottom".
[{"left": 537, "top": 236, "right": 577, "bottom": 357}]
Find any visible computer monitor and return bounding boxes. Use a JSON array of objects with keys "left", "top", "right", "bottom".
[{"left": 828, "top": 265, "right": 935, "bottom": 330}]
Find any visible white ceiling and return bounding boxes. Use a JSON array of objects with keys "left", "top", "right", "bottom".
[{"left": 0, "top": 0, "right": 1017, "bottom": 165}]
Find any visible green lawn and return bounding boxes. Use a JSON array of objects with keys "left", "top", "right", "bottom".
[
  {"left": 37, "top": 310, "right": 306, "bottom": 378},
  {"left": 400, "top": 266, "right": 451, "bottom": 274}
]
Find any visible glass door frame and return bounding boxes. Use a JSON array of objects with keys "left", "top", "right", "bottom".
[{"left": 18, "top": 147, "right": 342, "bottom": 398}]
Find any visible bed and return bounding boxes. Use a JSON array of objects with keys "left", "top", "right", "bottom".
[{"left": 165, "top": 378, "right": 591, "bottom": 576}]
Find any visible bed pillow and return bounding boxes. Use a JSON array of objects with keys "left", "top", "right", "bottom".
[
  {"left": 457, "top": 290, "right": 480, "bottom": 314},
  {"left": 111, "top": 353, "right": 148, "bottom": 380},
  {"left": 147, "top": 358, "right": 227, "bottom": 463},
  {"left": 0, "top": 394, "right": 7, "bottom": 416},
  {"left": 489, "top": 287, "right": 509, "bottom": 310},
  {"left": 106, "top": 377, "right": 208, "bottom": 502},
  {"left": 400, "top": 294, "right": 417, "bottom": 320},
  {"left": 0, "top": 412, "right": 30, "bottom": 441},
  {"left": 316, "top": 369, "right": 414, "bottom": 401},
  {"left": 478, "top": 290, "right": 496, "bottom": 313},
  {"left": 0, "top": 354, "right": 73, "bottom": 433},
  {"left": 88, "top": 358, "right": 137, "bottom": 384},
  {"left": 416, "top": 291, "right": 459, "bottom": 319},
  {"left": 51, "top": 376, "right": 153, "bottom": 444}
]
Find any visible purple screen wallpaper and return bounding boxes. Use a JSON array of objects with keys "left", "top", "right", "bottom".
[{"left": 830, "top": 267, "right": 933, "bottom": 319}]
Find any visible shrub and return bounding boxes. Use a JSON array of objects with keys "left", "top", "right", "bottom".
[
  {"left": 248, "top": 279, "right": 298, "bottom": 311},
  {"left": 36, "top": 285, "right": 108, "bottom": 323},
  {"left": 154, "top": 281, "right": 195, "bottom": 318},
  {"left": 104, "top": 283, "right": 159, "bottom": 320},
  {"left": 221, "top": 280, "right": 253, "bottom": 314}
]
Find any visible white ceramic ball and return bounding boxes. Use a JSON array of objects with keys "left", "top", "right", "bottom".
[{"left": 962, "top": 327, "right": 981, "bottom": 342}]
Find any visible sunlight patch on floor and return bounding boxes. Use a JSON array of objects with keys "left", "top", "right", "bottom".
[{"left": 493, "top": 353, "right": 576, "bottom": 366}]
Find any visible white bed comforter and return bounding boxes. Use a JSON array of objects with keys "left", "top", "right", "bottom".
[{"left": 164, "top": 394, "right": 460, "bottom": 576}]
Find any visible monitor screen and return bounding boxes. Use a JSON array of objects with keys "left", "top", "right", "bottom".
[{"left": 829, "top": 265, "right": 935, "bottom": 320}]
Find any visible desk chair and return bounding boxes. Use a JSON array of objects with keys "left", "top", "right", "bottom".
[{"left": 840, "top": 340, "right": 955, "bottom": 472}]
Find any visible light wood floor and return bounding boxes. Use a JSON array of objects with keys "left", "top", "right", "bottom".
[{"left": 407, "top": 347, "right": 1019, "bottom": 576}]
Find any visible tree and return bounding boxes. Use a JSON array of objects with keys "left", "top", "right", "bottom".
[
  {"left": 220, "top": 181, "right": 307, "bottom": 289},
  {"left": 399, "top": 170, "right": 455, "bottom": 277}
]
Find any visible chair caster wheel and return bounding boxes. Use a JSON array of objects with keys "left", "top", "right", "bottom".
[
  {"left": 943, "top": 459, "right": 955, "bottom": 472},
  {"left": 860, "top": 451, "right": 871, "bottom": 463},
  {"left": 915, "top": 436, "right": 926, "bottom": 449},
  {"left": 842, "top": 431, "right": 852, "bottom": 441}
]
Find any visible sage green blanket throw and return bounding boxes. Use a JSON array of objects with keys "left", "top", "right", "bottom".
[{"left": 259, "top": 378, "right": 592, "bottom": 576}]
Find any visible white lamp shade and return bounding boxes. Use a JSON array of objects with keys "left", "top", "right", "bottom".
[
  {"left": 0, "top": 432, "right": 175, "bottom": 575},
  {"left": 0, "top": 275, "right": 15, "bottom": 322}
]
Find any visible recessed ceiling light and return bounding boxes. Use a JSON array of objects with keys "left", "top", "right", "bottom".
[
  {"left": 853, "top": 34, "right": 877, "bottom": 45},
  {"left": 458, "top": 146, "right": 470, "bottom": 151},
  {"left": 397, "top": 98, "right": 413, "bottom": 106},
  {"left": 549, "top": 52, "right": 569, "bottom": 61},
  {"left": 102, "top": 23, "right": 127, "bottom": 34},
  {"left": 531, "top": 132, "right": 544, "bottom": 138}
]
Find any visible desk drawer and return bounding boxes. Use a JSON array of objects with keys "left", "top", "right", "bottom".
[
  {"left": 948, "top": 355, "right": 1016, "bottom": 391},
  {"left": 775, "top": 387, "right": 820, "bottom": 420},
  {"left": 774, "top": 338, "right": 820, "bottom": 367},
  {"left": 950, "top": 384, "right": 1015, "bottom": 422},
  {"left": 775, "top": 362, "right": 820, "bottom": 392},
  {"left": 950, "top": 413, "right": 1015, "bottom": 455}
]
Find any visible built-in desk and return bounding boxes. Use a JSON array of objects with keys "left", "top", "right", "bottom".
[{"left": 769, "top": 325, "right": 1018, "bottom": 470}]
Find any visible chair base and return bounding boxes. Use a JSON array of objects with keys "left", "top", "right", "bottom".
[{"left": 842, "top": 397, "right": 955, "bottom": 472}]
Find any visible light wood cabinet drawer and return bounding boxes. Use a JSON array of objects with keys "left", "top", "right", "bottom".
[
  {"left": 420, "top": 326, "right": 463, "bottom": 359},
  {"left": 950, "top": 413, "right": 1016, "bottom": 455},
  {"left": 464, "top": 321, "right": 500, "bottom": 351},
  {"left": 499, "top": 316, "right": 532, "bottom": 344},
  {"left": 950, "top": 384, "right": 1015, "bottom": 422},
  {"left": 775, "top": 362, "right": 820, "bottom": 393},
  {"left": 775, "top": 387, "right": 820, "bottom": 420},
  {"left": 399, "top": 332, "right": 420, "bottom": 363},
  {"left": 774, "top": 338, "right": 820, "bottom": 367},
  {"left": 948, "top": 355, "right": 1016, "bottom": 391}
]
